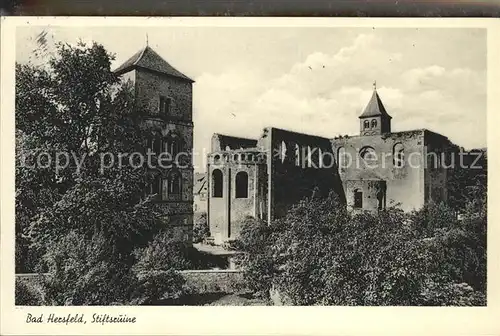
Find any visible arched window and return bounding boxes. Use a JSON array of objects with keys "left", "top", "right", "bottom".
[
  {"left": 363, "top": 120, "right": 370, "bottom": 129},
  {"left": 212, "top": 169, "right": 223, "bottom": 198},
  {"left": 354, "top": 189, "right": 363, "bottom": 209},
  {"left": 167, "top": 171, "right": 182, "bottom": 196},
  {"left": 235, "top": 171, "right": 248, "bottom": 198},
  {"left": 279, "top": 141, "right": 287, "bottom": 163},
  {"left": 359, "top": 146, "right": 377, "bottom": 163},
  {"left": 295, "top": 144, "right": 301, "bottom": 166},
  {"left": 147, "top": 138, "right": 162, "bottom": 155},
  {"left": 337, "top": 147, "right": 346, "bottom": 171},
  {"left": 167, "top": 138, "right": 181, "bottom": 159},
  {"left": 371, "top": 119, "right": 377, "bottom": 128},
  {"left": 151, "top": 175, "right": 162, "bottom": 198},
  {"left": 393, "top": 143, "right": 404, "bottom": 168}
]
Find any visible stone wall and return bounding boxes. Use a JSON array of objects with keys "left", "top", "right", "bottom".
[
  {"left": 332, "top": 130, "right": 426, "bottom": 212},
  {"left": 180, "top": 270, "right": 245, "bottom": 294},
  {"left": 424, "top": 130, "right": 456, "bottom": 204},
  {"left": 263, "top": 127, "right": 345, "bottom": 220},
  {"left": 16, "top": 270, "right": 245, "bottom": 296},
  {"left": 207, "top": 150, "right": 267, "bottom": 245}
]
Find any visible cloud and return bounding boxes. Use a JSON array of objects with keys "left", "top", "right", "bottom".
[
  {"left": 17, "top": 27, "right": 485, "bottom": 169},
  {"left": 192, "top": 31, "right": 486, "bottom": 170}
]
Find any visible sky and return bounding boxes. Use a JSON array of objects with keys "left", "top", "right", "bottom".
[{"left": 16, "top": 26, "right": 486, "bottom": 169}]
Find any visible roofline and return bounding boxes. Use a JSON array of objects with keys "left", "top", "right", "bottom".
[
  {"left": 114, "top": 65, "right": 195, "bottom": 83},
  {"left": 212, "top": 133, "right": 258, "bottom": 141},
  {"left": 262, "top": 126, "right": 331, "bottom": 142},
  {"left": 358, "top": 114, "right": 392, "bottom": 119}
]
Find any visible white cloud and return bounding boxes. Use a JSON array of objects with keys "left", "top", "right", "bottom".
[
  {"left": 192, "top": 31, "right": 486, "bottom": 169},
  {"left": 16, "top": 27, "right": 486, "bottom": 167}
]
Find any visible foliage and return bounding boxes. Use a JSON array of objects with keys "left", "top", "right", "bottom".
[
  {"left": 133, "top": 231, "right": 225, "bottom": 271},
  {"left": 41, "top": 232, "right": 136, "bottom": 305},
  {"left": 193, "top": 212, "right": 210, "bottom": 243},
  {"left": 41, "top": 231, "right": 187, "bottom": 306},
  {"left": 447, "top": 148, "right": 487, "bottom": 212},
  {"left": 130, "top": 269, "right": 185, "bottom": 305},
  {"left": 133, "top": 231, "right": 196, "bottom": 271},
  {"left": 15, "top": 280, "right": 43, "bottom": 306},
  {"left": 16, "top": 40, "right": 186, "bottom": 305},
  {"left": 237, "top": 190, "right": 486, "bottom": 306}
]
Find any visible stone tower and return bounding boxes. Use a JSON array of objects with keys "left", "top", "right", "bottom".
[
  {"left": 114, "top": 45, "right": 195, "bottom": 241},
  {"left": 359, "top": 83, "right": 392, "bottom": 136}
]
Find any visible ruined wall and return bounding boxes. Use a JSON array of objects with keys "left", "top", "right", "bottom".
[
  {"left": 207, "top": 150, "right": 267, "bottom": 244},
  {"left": 331, "top": 130, "right": 426, "bottom": 212},
  {"left": 211, "top": 134, "right": 258, "bottom": 152},
  {"left": 260, "top": 127, "right": 345, "bottom": 221},
  {"left": 344, "top": 180, "right": 386, "bottom": 211},
  {"left": 423, "top": 130, "right": 456, "bottom": 204}
]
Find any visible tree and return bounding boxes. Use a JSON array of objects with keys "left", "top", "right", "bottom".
[
  {"left": 16, "top": 40, "right": 180, "bottom": 304},
  {"left": 237, "top": 192, "right": 486, "bottom": 306}
]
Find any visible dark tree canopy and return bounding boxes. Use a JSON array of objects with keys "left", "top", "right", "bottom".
[{"left": 15, "top": 40, "right": 184, "bottom": 305}]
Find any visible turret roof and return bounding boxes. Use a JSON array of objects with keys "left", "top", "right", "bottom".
[
  {"left": 114, "top": 45, "right": 193, "bottom": 82},
  {"left": 359, "top": 89, "right": 392, "bottom": 119}
]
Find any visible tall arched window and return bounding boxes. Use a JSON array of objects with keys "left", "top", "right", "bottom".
[
  {"left": 212, "top": 169, "right": 223, "bottom": 198},
  {"left": 295, "top": 144, "right": 301, "bottom": 166},
  {"left": 393, "top": 143, "right": 404, "bottom": 168},
  {"left": 371, "top": 119, "right": 377, "bottom": 128},
  {"left": 167, "top": 138, "right": 181, "bottom": 158},
  {"left": 337, "top": 147, "right": 346, "bottom": 171},
  {"left": 147, "top": 138, "right": 162, "bottom": 155},
  {"left": 168, "top": 171, "right": 182, "bottom": 196},
  {"left": 151, "top": 175, "right": 162, "bottom": 198},
  {"left": 354, "top": 189, "right": 363, "bottom": 209},
  {"left": 279, "top": 141, "right": 287, "bottom": 163},
  {"left": 363, "top": 120, "right": 370, "bottom": 129},
  {"left": 305, "top": 146, "right": 312, "bottom": 167},
  {"left": 235, "top": 171, "right": 248, "bottom": 198}
]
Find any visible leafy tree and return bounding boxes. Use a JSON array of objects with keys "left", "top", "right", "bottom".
[
  {"left": 16, "top": 40, "right": 183, "bottom": 304},
  {"left": 447, "top": 148, "right": 487, "bottom": 212},
  {"left": 237, "top": 191, "right": 486, "bottom": 306},
  {"left": 16, "top": 41, "right": 163, "bottom": 267}
]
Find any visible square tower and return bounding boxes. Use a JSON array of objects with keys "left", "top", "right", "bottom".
[{"left": 114, "top": 46, "right": 195, "bottom": 241}]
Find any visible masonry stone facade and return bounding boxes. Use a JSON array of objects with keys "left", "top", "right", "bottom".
[
  {"left": 115, "top": 46, "right": 194, "bottom": 241},
  {"left": 206, "top": 86, "right": 458, "bottom": 244}
]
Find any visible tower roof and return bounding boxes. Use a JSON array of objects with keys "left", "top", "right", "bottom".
[
  {"left": 359, "top": 89, "right": 392, "bottom": 119},
  {"left": 114, "top": 45, "right": 194, "bottom": 82}
]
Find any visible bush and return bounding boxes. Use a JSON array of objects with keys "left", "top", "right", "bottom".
[
  {"left": 41, "top": 232, "right": 136, "bottom": 305},
  {"left": 237, "top": 192, "right": 487, "bottom": 306},
  {"left": 41, "top": 231, "right": 191, "bottom": 305},
  {"left": 130, "top": 270, "right": 185, "bottom": 305},
  {"left": 133, "top": 231, "right": 225, "bottom": 271},
  {"left": 133, "top": 231, "right": 195, "bottom": 271},
  {"left": 15, "top": 280, "right": 42, "bottom": 306},
  {"left": 193, "top": 212, "right": 210, "bottom": 243}
]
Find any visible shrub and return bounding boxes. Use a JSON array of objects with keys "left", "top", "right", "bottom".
[
  {"left": 15, "top": 279, "right": 42, "bottom": 306},
  {"left": 130, "top": 269, "right": 185, "bottom": 305},
  {"left": 193, "top": 212, "right": 210, "bottom": 243},
  {"left": 238, "top": 192, "right": 487, "bottom": 306},
  {"left": 41, "top": 232, "right": 136, "bottom": 305},
  {"left": 133, "top": 232, "right": 195, "bottom": 271}
]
